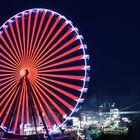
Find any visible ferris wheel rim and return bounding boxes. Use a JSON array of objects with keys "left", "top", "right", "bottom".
[{"left": 0, "top": 8, "right": 90, "bottom": 135}]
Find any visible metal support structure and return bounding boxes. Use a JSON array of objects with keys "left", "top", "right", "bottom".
[{"left": 25, "top": 77, "right": 51, "bottom": 140}]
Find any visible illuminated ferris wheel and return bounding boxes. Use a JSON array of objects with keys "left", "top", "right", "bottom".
[{"left": 0, "top": 8, "right": 90, "bottom": 135}]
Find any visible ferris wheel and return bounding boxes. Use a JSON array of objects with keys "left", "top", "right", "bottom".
[{"left": 0, "top": 8, "right": 90, "bottom": 135}]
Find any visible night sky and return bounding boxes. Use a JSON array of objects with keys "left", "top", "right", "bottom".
[{"left": 1, "top": 0, "right": 140, "bottom": 111}]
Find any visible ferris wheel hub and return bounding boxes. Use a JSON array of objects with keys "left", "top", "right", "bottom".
[{"left": 20, "top": 68, "right": 29, "bottom": 77}]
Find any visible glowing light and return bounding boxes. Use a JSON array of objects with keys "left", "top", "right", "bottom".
[{"left": 20, "top": 69, "right": 29, "bottom": 77}]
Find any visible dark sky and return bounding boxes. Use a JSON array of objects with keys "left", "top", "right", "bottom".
[{"left": 0, "top": 0, "right": 140, "bottom": 110}]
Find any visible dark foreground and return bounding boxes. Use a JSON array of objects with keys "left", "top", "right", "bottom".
[
  {"left": 1, "top": 121, "right": 140, "bottom": 140},
  {"left": 0, "top": 132, "right": 134, "bottom": 140}
]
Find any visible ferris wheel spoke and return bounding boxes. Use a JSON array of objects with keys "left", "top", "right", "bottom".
[
  {"left": 0, "top": 58, "right": 18, "bottom": 70},
  {"left": 31, "top": 12, "right": 54, "bottom": 63},
  {"left": 34, "top": 27, "right": 73, "bottom": 66},
  {"left": 31, "top": 93, "right": 41, "bottom": 124},
  {"left": 0, "top": 73, "right": 15, "bottom": 78},
  {"left": 24, "top": 78, "right": 39, "bottom": 134},
  {"left": 32, "top": 18, "right": 65, "bottom": 65},
  {"left": 21, "top": 13, "right": 26, "bottom": 56},
  {"left": 21, "top": 80, "right": 26, "bottom": 127},
  {"left": 38, "top": 77, "right": 79, "bottom": 100},
  {"left": 0, "top": 76, "right": 18, "bottom": 87},
  {"left": 1, "top": 52, "right": 19, "bottom": 69},
  {"left": 1, "top": 36, "right": 20, "bottom": 66},
  {"left": 38, "top": 65, "right": 85, "bottom": 72},
  {"left": 29, "top": 11, "right": 46, "bottom": 60},
  {"left": 38, "top": 20, "right": 66, "bottom": 61},
  {"left": 1, "top": 84, "right": 20, "bottom": 127},
  {"left": 36, "top": 32, "right": 77, "bottom": 68},
  {"left": 0, "top": 78, "right": 18, "bottom": 99},
  {"left": 0, "top": 64, "right": 15, "bottom": 71},
  {"left": 39, "top": 55, "right": 83, "bottom": 70},
  {"left": 36, "top": 31, "right": 74, "bottom": 67},
  {"left": 38, "top": 44, "right": 81, "bottom": 69},
  {"left": 39, "top": 73, "right": 84, "bottom": 81},
  {"left": 8, "top": 21, "right": 22, "bottom": 61},
  {"left": 31, "top": 81, "right": 61, "bottom": 126},
  {"left": 38, "top": 76, "right": 82, "bottom": 91},
  {"left": 32, "top": 80, "right": 66, "bottom": 117},
  {"left": 0, "top": 79, "right": 17, "bottom": 105},
  {"left": 28, "top": 11, "right": 39, "bottom": 59},
  {"left": 36, "top": 78, "right": 75, "bottom": 110},
  {"left": 0, "top": 83, "right": 18, "bottom": 119},
  {"left": 15, "top": 17, "right": 24, "bottom": 59},
  {"left": 29, "top": 81, "right": 51, "bottom": 128},
  {"left": 10, "top": 77, "right": 25, "bottom": 132},
  {"left": 0, "top": 69, "right": 14, "bottom": 74},
  {"left": 0, "top": 75, "right": 15, "bottom": 82},
  {"left": 32, "top": 15, "right": 60, "bottom": 64},
  {"left": 0, "top": 86, "right": 19, "bottom": 121},
  {"left": 28, "top": 80, "right": 54, "bottom": 129},
  {"left": 26, "top": 11, "right": 31, "bottom": 57},
  {"left": 25, "top": 84, "right": 30, "bottom": 124},
  {"left": 3, "top": 28, "right": 21, "bottom": 63},
  {"left": 13, "top": 85, "right": 24, "bottom": 133}
]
